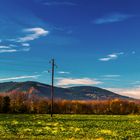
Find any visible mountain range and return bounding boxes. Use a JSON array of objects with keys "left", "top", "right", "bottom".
[{"left": 0, "top": 81, "right": 132, "bottom": 100}]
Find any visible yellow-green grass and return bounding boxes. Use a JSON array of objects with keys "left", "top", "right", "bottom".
[{"left": 0, "top": 114, "right": 140, "bottom": 139}]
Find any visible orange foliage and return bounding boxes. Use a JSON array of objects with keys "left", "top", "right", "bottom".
[{"left": 0, "top": 91, "right": 139, "bottom": 114}]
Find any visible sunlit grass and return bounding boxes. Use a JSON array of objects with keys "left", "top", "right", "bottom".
[{"left": 0, "top": 114, "right": 139, "bottom": 139}]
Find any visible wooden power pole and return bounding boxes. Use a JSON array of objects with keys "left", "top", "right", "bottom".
[{"left": 50, "top": 58, "right": 55, "bottom": 118}]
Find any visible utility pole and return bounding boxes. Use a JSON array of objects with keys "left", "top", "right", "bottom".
[{"left": 50, "top": 58, "right": 56, "bottom": 118}]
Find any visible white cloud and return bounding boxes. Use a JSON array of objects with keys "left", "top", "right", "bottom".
[
  {"left": 0, "top": 44, "right": 30, "bottom": 53},
  {"left": 0, "top": 47, "right": 31, "bottom": 53},
  {"left": 6, "top": 28, "right": 49, "bottom": 53},
  {"left": 21, "top": 43, "right": 30, "bottom": 47},
  {"left": 99, "top": 52, "right": 124, "bottom": 62},
  {"left": 99, "top": 58, "right": 111, "bottom": 61},
  {"left": 0, "top": 49, "right": 17, "bottom": 53},
  {"left": 0, "top": 46, "right": 11, "bottom": 49},
  {"left": 19, "top": 27, "right": 49, "bottom": 42},
  {"left": 15, "top": 27, "right": 49, "bottom": 43},
  {"left": 4, "top": 28, "right": 49, "bottom": 53},
  {"left": 107, "top": 87, "right": 140, "bottom": 99},
  {"left": 44, "top": 1, "right": 77, "bottom": 6},
  {"left": 0, "top": 75, "right": 40, "bottom": 82},
  {"left": 94, "top": 13, "right": 133, "bottom": 24},
  {"left": 58, "top": 71, "right": 70, "bottom": 74},
  {"left": 56, "top": 77, "right": 102, "bottom": 87}
]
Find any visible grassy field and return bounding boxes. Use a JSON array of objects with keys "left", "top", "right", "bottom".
[{"left": 0, "top": 114, "right": 140, "bottom": 139}]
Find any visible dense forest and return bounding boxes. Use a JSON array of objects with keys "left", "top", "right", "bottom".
[{"left": 0, "top": 91, "right": 139, "bottom": 115}]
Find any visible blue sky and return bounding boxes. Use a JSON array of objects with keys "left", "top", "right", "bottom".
[{"left": 0, "top": 0, "right": 140, "bottom": 98}]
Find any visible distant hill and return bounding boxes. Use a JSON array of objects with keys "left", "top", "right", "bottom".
[{"left": 0, "top": 81, "right": 132, "bottom": 100}]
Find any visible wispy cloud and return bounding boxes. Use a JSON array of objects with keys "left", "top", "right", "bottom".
[
  {"left": 99, "top": 52, "right": 124, "bottom": 62},
  {"left": 94, "top": 13, "right": 134, "bottom": 24},
  {"left": 0, "top": 75, "right": 40, "bottom": 82},
  {"left": 21, "top": 43, "right": 30, "bottom": 47},
  {"left": 4, "top": 27, "right": 48, "bottom": 53},
  {"left": 131, "top": 81, "right": 140, "bottom": 85},
  {"left": 9, "top": 27, "right": 49, "bottom": 43},
  {"left": 0, "top": 49, "right": 18, "bottom": 53},
  {"left": 0, "top": 45, "right": 17, "bottom": 53},
  {"left": 44, "top": 1, "right": 77, "bottom": 6},
  {"left": 17, "top": 27, "right": 49, "bottom": 42},
  {"left": 107, "top": 87, "right": 140, "bottom": 99},
  {"left": 0, "top": 44, "right": 30, "bottom": 53},
  {"left": 0, "top": 46, "right": 11, "bottom": 49},
  {"left": 102, "top": 75, "right": 121, "bottom": 78},
  {"left": 56, "top": 77, "right": 102, "bottom": 87},
  {"left": 58, "top": 71, "right": 70, "bottom": 74}
]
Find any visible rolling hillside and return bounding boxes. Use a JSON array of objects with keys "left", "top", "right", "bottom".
[{"left": 0, "top": 81, "right": 132, "bottom": 100}]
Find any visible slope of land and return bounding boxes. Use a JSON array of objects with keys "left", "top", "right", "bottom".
[{"left": 0, "top": 81, "right": 132, "bottom": 100}]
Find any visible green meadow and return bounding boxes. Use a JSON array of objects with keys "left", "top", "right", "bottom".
[{"left": 0, "top": 114, "right": 140, "bottom": 139}]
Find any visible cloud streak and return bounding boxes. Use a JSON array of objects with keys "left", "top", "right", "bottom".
[
  {"left": 58, "top": 71, "right": 70, "bottom": 74},
  {"left": 0, "top": 75, "right": 40, "bottom": 82},
  {"left": 0, "top": 49, "right": 18, "bottom": 53},
  {"left": 94, "top": 13, "right": 133, "bottom": 24},
  {"left": 56, "top": 77, "right": 102, "bottom": 87},
  {"left": 21, "top": 43, "right": 30, "bottom": 47},
  {"left": 99, "top": 52, "right": 124, "bottom": 62},
  {"left": 0, "top": 46, "right": 11, "bottom": 49},
  {"left": 0, "top": 45, "right": 30, "bottom": 53}
]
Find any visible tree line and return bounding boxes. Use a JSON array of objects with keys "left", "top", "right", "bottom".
[{"left": 0, "top": 91, "right": 139, "bottom": 115}]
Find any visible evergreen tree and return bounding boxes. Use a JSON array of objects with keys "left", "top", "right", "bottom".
[{"left": 2, "top": 96, "right": 10, "bottom": 113}]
